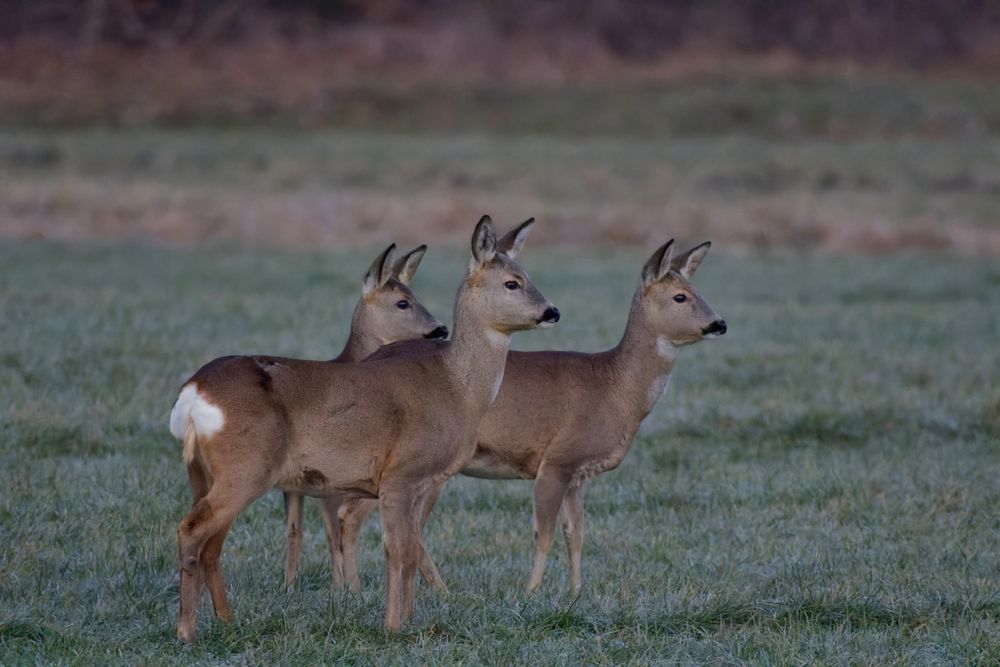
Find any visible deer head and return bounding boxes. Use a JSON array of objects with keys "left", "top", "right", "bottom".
[
  {"left": 462, "top": 216, "right": 559, "bottom": 336},
  {"left": 354, "top": 244, "right": 447, "bottom": 347},
  {"left": 637, "top": 240, "right": 726, "bottom": 348}
]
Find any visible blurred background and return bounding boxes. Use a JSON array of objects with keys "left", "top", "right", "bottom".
[
  {"left": 2, "top": 0, "right": 999, "bottom": 254},
  {"left": 4, "top": 4, "right": 1000, "bottom": 662}
]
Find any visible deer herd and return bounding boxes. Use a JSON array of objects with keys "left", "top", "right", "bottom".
[{"left": 168, "top": 215, "right": 726, "bottom": 641}]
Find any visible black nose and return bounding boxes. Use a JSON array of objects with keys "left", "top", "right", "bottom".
[
  {"left": 540, "top": 307, "right": 560, "bottom": 324},
  {"left": 705, "top": 319, "right": 727, "bottom": 335},
  {"left": 425, "top": 325, "right": 448, "bottom": 339}
]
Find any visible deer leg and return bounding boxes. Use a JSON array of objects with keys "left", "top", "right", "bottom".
[
  {"left": 416, "top": 483, "right": 448, "bottom": 593},
  {"left": 526, "top": 468, "right": 571, "bottom": 594},
  {"left": 560, "top": 483, "right": 586, "bottom": 595},
  {"left": 339, "top": 498, "right": 376, "bottom": 592},
  {"left": 188, "top": 460, "right": 210, "bottom": 504},
  {"left": 201, "top": 521, "right": 235, "bottom": 622},
  {"left": 177, "top": 477, "right": 272, "bottom": 643},
  {"left": 186, "top": 461, "right": 211, "bottom": 597},
  {"left": 319, "top": 496, "right": 345, "bottom": 588},
  {"left": 379, "top": 489, "right": 419, "bottom": 632},
  {"left": 284, "top": 492, "right": 304, "bottom": 588},
  {"left": 400, "top": 489, "right": 426, "bottom": 622}
]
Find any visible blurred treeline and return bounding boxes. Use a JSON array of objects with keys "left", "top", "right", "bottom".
[
  {"left": 4, "top": 0, "right": 998, "bottom": 66},
  {"left": 2, "top": 1, "right": 998, "bottom": 128}
]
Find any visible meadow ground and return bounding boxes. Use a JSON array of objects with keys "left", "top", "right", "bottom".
[
  {"left": 1, "top": 239, "right": 999, "bottom": 664},
  {"left": 3, "top": 76, "right": 1000, "bottom": 255}
]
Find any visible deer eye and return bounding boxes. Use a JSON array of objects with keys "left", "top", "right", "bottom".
[
  {"left": 395, "top": 300, "right": 410, "bottom": 310},
  {"left": 504, "top": 281, "right": 521, "bottom": 290},
  {"left": 673, "top": 294, "right": 687, "bottom": 303}
]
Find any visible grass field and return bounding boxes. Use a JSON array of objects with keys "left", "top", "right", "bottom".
[{"left": 2, "top": 238, "right": 998, "bottom": 664}]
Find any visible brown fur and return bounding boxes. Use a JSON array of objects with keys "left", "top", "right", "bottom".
[
  {"left": 325, "top": 240, "right": 725, "bottom": 594},
  {"left": 171, "top": 218, "right": 555, "bottom": 640}
]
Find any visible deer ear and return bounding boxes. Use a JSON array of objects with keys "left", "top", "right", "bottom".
[
  {"left": 641, "top": 239, "right": 675, "bottom": 286},
  {"left": 496, "top": 217, "right": 535, "bottom": 259},
  {"left": 672, "top": 241, "right": 711, "bottom": 278},
  {"left": 470, "top": 215, "right": 496, "bottom": 267},
  {"left": 363, "top": 243, "right": 397, "bottom": 295},
  {"left": 393, "top": 245, "right": 427, "bottom": 285}
]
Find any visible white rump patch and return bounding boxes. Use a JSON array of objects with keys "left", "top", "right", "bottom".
[{"left": 169, "top": 383, "right": 225, "bottom": 440}]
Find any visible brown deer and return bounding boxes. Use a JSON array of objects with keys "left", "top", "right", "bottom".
[
  {"left": 323, "top": 239, "right": 725, "bottom": 594},
  {"left": 167, "top": 216, "right": 558, "bottom": 641},
  {"left": 279, "top": 243, "right": 448, "bottom": 589}
]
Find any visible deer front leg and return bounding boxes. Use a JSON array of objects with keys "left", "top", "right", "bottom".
[
  {"left": 560, "top": 483, "right": 586, "bottom": 595},
  {"left": 400, "top": 488, "right": 430, "bottom": 622},
  {"left": 379, "top": 489, "right": 419, "bottom": 632},
  {"left": 339, "top": 498, "right": 377, "bottom": 592},
  {"left": 284, "top": 492, "right": 305, "bottom": 588},
  {"left": 416, "top": 482, "right": 448, "bottom": 594},
  {"left": 319, "top": 496, "right": 345, "bottom": 588},
  {"left": 526, "top": 468, "right": 572, "bottom": 594}
]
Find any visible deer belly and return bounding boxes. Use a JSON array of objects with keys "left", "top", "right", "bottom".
[
  {"left": 461, "top": 449, "right": 535, "bottom": 480},
  {"left": 277, "top": 472, "right": 378, "bottom": 499}
]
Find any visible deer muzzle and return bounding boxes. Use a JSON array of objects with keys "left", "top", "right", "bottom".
[
  {"left": 702, "top": 319, "right": 727, "bottom": 337},
  {"left": 425, "top": 325, "right": 449, "bottom": 339},
  {"left": 537, "top": 306, "right": 561, "bottom": 327}
]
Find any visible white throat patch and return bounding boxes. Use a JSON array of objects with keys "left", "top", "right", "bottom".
[
  {"left": 646, "top": 374, "right": 671, "bottom": 412},
  {"left": 489, "top": 368, "right": 505, "bottom": 403},
  {"left": 656, "top": 336, "right": 676, "bottom": 360},
  {"left": 486, "top": 330, "right": 511, "bottom": 349}
]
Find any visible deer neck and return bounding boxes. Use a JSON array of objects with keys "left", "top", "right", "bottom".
[
  {"left": 332, "top": 304, "right": 382, "bottom": 363},
  {"left": 609, "top": 292, "right": 676, "bottom": 415},
  {"left": 442, "top": 285, "right": 511, "bottom": 414}
]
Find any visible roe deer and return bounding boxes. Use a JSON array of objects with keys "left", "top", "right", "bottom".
[
  {"left": 167, "top": 216, "right": 558, "bottom": 640},
  {"left": 281, "top": 243, "right": 447, "bottom": 588},
  {"left": 278, "top": 221, "right": 536, "bottom": 593},
  {"left": 328, "top": 239, "right": 725, "bottom": 594}
]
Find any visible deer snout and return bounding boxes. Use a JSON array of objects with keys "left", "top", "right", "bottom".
[
  {"left": 538, "top": 306, "right": 560, "bottom": 327},
  {"left": 703, "top": 319, "right": 727, "bottom": 337},
  {"left": 425, "top": 325, "right": 449, "bottom": 339}
]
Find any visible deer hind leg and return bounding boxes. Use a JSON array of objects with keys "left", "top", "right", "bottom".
[
  {"left": 319, "top": 496, "right": 345, "bottom": 588},
  {"left": 339, "top": 498, "right": 376, "bottom": 593},
  {"left": 284, "top": 492, "right": 305, "bottom": 589},
  {"left": 177, "top": 476, "right": 272, "bottom": 643},
  {"left": 379, "top": 488, "right": 420, "bottom": 631},
  {"left": 560, "top": 482, "right": 586, "bottom": 595},
  {"left": 202, "top": 521, "right": 235, "bottom": 622},
  {"left": 526, "top": 468, "right": 571, "bottom": 594},
  {"left": 186, "top": 460, "right": 212, "bottom": 594},
  {"left": 188, "top": 460, "right": 210, "bottom": 505},
  {"left": 416, "top": 482, "right": 448, "bottom": 594}
]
